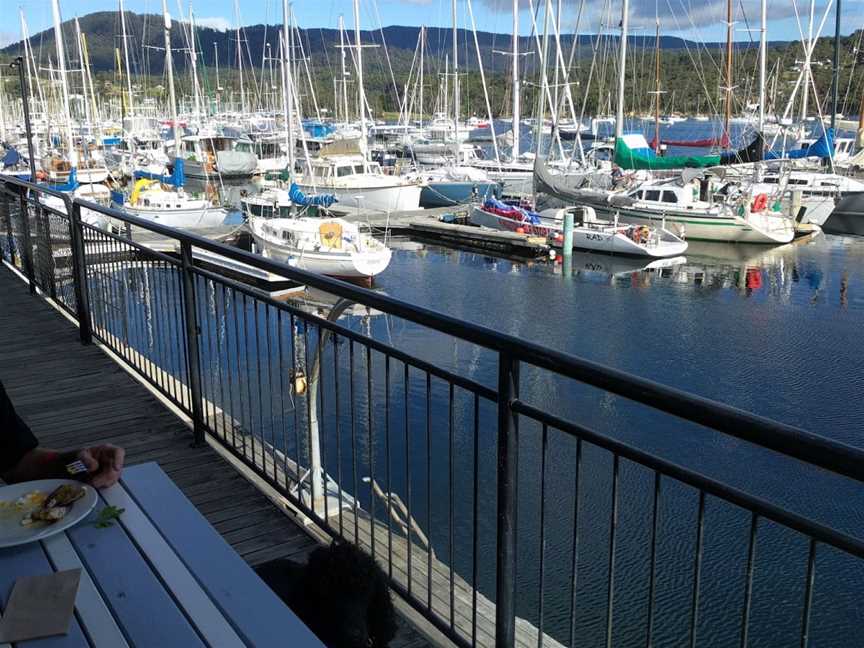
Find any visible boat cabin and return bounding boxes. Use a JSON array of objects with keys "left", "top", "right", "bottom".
[
  {"left": 309, "top": 157, "right": 384, "bottom": 180},
  {"left": 627, "top": 183, "right": 699, "bottom": 208}
]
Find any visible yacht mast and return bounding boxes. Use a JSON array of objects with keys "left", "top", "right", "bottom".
[
  {"left": 353, "top": 0, "right": 368, "bottom": 168},
  {"left": 338, "top": 15, "right": 349, "bottom": 126},
  {"left": 451, "top": 0, "right": 459, "bottom": 159},
  {"left": 189, "top": 8, "right": 203, "bottom": 118},
  {"left": 51, "top": 0, "right": 76, "bottom": 165},
  {"left": 511, "top": 0, "right": 520, "bottom": 158},
  {"left": 653, "top": 19, "right": 661, "bottom": 151},
  {"left": 75, "top": 18, "right": 91, "bottom": 128},
  {"left": 723, "top": 0, "right": 733, "bottom": 144},
  {"left": 614, "top": 0, "right": 629, "bottom": 140},
  {"left": 162, "top": 0, "right": 181, "bottom": 156},
  {"left": 801, "top": 0, "right": 815, "bottom": 121},
  {"left": 829, "top": 0, "right": 842, "bottom": 131},
  {"left": 282, "top": 0, "right": 295, "bottom": 173},
  {"left": 234, "top": 0, "right": 246, "bottom": 113},
  {"left": 419, "top": 25, "right": 425, "bottom": 130},
  {"left": 758, "top": 0, "right": 766, "bottom": 133},
  {"left": 119, "top": 0, "right": 135, "bottom": 114}
]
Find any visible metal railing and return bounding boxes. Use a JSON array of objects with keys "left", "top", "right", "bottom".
[{"left": 2, "top": 174, "right": 864, "bottom": 648}]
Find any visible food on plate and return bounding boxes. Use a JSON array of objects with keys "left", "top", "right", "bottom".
[
  {"left": 44, "top": 484, "right": 86, "bottom": 509},
  {"left": 0, "top": 484, "right": 87, "bottom": 527},
  {"left": 21, "top": 507, "right": 70, "bottom": 526}
]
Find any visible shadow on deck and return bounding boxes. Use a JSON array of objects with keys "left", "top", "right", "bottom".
[{"left": 0, "top": 263, "right": 432, "bottom": 648}]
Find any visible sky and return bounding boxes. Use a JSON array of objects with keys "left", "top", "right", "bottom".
[{"left": 2, "top": 0, "right": 862, "bottom": 48}]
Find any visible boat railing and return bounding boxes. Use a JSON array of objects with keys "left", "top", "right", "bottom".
[{"left": 2, "top": 173, "right": 864, "bottom": 648}]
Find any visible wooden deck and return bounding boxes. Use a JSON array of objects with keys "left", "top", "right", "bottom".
[{"left": 0, "top": 262, "right": 432, "bottom": 648}]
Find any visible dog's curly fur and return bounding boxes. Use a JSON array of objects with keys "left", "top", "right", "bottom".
[{"left": 255, "top": 542, "right": 397, "bottom": 648}]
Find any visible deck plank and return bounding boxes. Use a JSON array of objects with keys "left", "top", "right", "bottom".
[{"left": 0, "top": 264, "right": 432, "bottom": 648}]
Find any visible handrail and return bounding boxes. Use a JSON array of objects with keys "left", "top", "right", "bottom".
[{"left": 1, "top": 172, "right": 862, "bottom": 487}]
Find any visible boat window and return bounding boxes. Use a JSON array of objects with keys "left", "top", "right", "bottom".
[
  {"left": 282, "top": 232, "right": 289, "bottom": 240},
  {"left": 143, "top": 199, "right": 150, "bottom": 206},
  {"left": 661, "top": 191, "right": 678, "bottom": 204},
  {"left": 337, "top": 166, "right": 354, "bottom": 177},
  {"left": 645, "top": 190, "right": 661, "bottom": 202},
  {"left": 354, "top": 165, "right": 365, "bottom": 175},
  {"left": 764, "top": 177, "right": 779, "bottom": 184},
  {"left": 789, "top": 179, "right": 808, "bottom": 185}
]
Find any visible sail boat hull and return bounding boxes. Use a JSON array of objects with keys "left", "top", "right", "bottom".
[{"left": 823, "top": 193, "right": 864, "bottom": 236}]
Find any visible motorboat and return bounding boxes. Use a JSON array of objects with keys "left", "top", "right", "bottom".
[
  {"left": 175, "top": 135, "right": 258, "bottom": 179},
  {"left": 294, "top": 155, "right": 423, "bottom": 213},
  {"left": 470, "top": 200, "right": 688, "bottom": 257},
  {"left": 249, "top": 215, "right": 392, "bottom": 282}
]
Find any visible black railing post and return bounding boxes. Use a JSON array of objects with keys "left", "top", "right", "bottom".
[
  {"left": 18, "top": 189, "right": 36, "bottom": 293},
  {"left": 495, "top": 352, "right": 519, "bottom": 648},
  {"left": 69, "top": 201, "right": 92, "bottom": 344},
  {"left": 1, "top": 192, "right": 15, "bottom": 266},
  {"left": 180, "top": 240, "right": 206, "bottom": 446}
]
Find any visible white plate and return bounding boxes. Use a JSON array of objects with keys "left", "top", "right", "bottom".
[{"left": 0, "top": 480, "right": 98, "bottom": 548}]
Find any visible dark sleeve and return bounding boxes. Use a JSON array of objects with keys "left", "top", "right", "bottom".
[{"left": 0, "top": 381, "right": 39, "bottom": 474}]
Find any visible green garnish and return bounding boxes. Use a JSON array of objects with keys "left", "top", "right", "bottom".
[{"left": 94, "top": 506, "right": 125, "bottom": 528}]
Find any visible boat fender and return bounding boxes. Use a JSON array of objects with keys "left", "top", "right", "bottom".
[{"left": 751, "top": 193, "right": 768, "bottom": 212}]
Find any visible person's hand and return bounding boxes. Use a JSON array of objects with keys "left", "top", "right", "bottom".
[{"left": 77, "top": 445, "right": 125, "bottom": 488}]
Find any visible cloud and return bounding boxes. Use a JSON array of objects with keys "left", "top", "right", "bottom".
[
  {"left": 479, "top": 0, "right": 858, "bottom": 34},
  {"left": 193, "top": 16, "right": 232, "bottom": 31}
]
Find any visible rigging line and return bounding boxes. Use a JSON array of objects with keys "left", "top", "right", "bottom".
[
  {"left": 466, "top": 0, "right": 501, "bottom": 166},
  {"left": 370, "top": 0, "right": 404, "bottom": 117}
]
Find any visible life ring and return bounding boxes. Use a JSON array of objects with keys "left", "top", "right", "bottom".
[{"left": 751, "top": 193, "right": 768, "bottom": 212}]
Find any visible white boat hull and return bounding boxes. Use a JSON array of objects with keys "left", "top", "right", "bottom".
[
  {"left": 295, "top": 182, "right": 422, "bottom": 213},
  {"left": 115, "top": 204, "right": 229, "bottom": 229},
  {"left": 470, "top": 206, "right": 688, "bottom": 257}
]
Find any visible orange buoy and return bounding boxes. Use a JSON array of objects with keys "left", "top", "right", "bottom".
[{"left": 516, "top": 227, "right": 525, "bottom": 234}]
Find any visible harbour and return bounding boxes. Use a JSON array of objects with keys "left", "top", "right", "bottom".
[{"left": 1, "top": 0, "right": 864, "bottom": 643}]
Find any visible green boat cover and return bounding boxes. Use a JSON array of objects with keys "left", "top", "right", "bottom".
[{"left": 614, "top": 136, "right": 721, "bottom": 170}]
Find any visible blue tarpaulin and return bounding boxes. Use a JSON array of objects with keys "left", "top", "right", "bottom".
[
  {"left": 766, "top": 128, "right": 835, "bottom": 160},
  {"left": 133, "top": 158, "right": 185, "bottom": 187},
  {"left": 288, "top": 183, "right": 337, "bottom": 208},
  {"left": 2, "top": 146, "right": 21, "bottom": 168},
  {"left": 41, "top": 168, "right": 78, "bottom": 193}
]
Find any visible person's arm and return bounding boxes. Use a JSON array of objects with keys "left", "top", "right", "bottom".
[
  {"left": 2, "top": 445, "right": 125, "bottom": 488},
  {"left": 1, "top": 381, "right": 125, "bottom": 487}
]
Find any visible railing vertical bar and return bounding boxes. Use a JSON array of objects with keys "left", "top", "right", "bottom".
[
  {"left": 471, "top": 392, "right": 480, "bottom": 648},
  {"left": 3, "top": 194, "right": 16, "bottom": 266},
  {"left": 495, "top": 352, "right": 519, "bottom": 648},
  {"left": 106, "top": 232, "right": 127, "bottom": 362},
  {"left": 333, "top": 332, "right": 344, "bottom": 537},
  {"left": 151, "top": 260, "right": 172, "bottom": 404},
  {"left": 645, "top": 471, "right": 662, "bottom": 648},
  {"left": 277, "top": 309, "right": 289, "bottom": 490},
  {"left": 253, "top": 300, "right": 266, "bottom": 465},
  {"left": 568, "top": 438, "right": 583, "bottom": 648},
  {"left": 134, "top": 252, "right": 153, "bottom": 385},
  {"left": 689, "top": 490, "right": 706, "bottom": 648},
  {"left": 739, "top": 513, "right": 759, "bottom": 648},
  {"left": 604, "top": 454, "right": 620, "bottom": 648},
  {"left": 318, "top": 326, "right": 330, "bottom": 523},
  {"left": 219, "top": 285, "right": 235, "bottom": 448},
  {"left": 18, "top": 192, "right": 35, "bottom": 293},
  {"left": 349, "top": 339, "right": 358, "bottom": 544},
  {"left": 425, "top": 370, "right": 433, "bottom": 612},
  {"left": 265, "top": 305, "right": 278, "bottom": 483},
  {"left": 537, "top": 423, "right": 549, "bottom": 648},
  {"left": 304, "top": 321, "right": 316, "bottom": 506},
  {"left": 448, "top": 382, "right": 455, "bottom": 630},
  {"left": 800, "top": 538, "right": 818, "bottom": 648},
  {"left": 231, "top": 287, "right": 246, "bottom": 452},
  {"left": 404, "top": 362, "right": 412, "bottom": 597},
  {"left": 216, "top": 284, "right": 231, "bottom": 444},
  {"left": 171, "top": 260, "right": 189, "bottom": 408},
  {"left": 180, "top": 241, "right": 205, "bottom": 444},
  {"left": 289, "top": 313, "right": 302, "bottom": 488},
  {"left": 367, "top": 346, "right": 375, "bottom": 557},
  {"left": 194, "top": 275, "right": 212, "bottom": 429},
  {"left": 385, "top": 354, "right": 393, "bottom": 579},
  {"left": 243, "top": 293, "right": 259, "bottom": 463},
  {"left": 69, "top": 204, "right": 92, "bottom": 344}
]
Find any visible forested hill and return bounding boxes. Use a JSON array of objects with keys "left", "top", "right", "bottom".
[{"left": 1, "top": 10, "right": 788, "bottom": 74}]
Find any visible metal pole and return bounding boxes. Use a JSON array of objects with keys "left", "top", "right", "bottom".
[
  {"left": 2, "top": 193, "right": 15, "bottom": 266},
  {"left": 69, "top": 201, "right": 92, "bottom": 344},
  {"left": 180, "top": 240, "right": 206, "bottom": 445},
  {"left": 563, "top": 209, "right": 574, "bottom": 257},
  {"left": 11, "top": 58, "right": 37, "bottom": 183},
  {"left": 495, "top": 352, "right": 519, "bottom": 648},
  {"left": 829, "top": 0, "right": 842, "bottom": 132},
  {"left": 614, "top": 0, "right": 629, "bottom": 140}
]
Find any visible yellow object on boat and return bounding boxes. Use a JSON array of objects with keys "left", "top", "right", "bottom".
[
  {"left": 130, "top": 179, "right": 155, "bottom": 206},
  {"left": 319, "top": 222, "right": 343, "bottom": 249}
]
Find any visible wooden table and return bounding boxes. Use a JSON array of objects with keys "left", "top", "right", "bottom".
[{"left": 0, "top": 462, "right": 324, "bottom": 648}]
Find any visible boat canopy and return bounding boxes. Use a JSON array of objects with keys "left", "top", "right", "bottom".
[
  {"left": 288, "top": 183, "right": 337, "bottom": 208},
  {"left": 765, "top": 128, "right": 834, "bottom": 161},
  {"left": 133, "top": 158, "right": 185, "bottom": 187},
  {"left": 614, "top": 134, "right": 721, "bottom": 170},
  {"left": 720, "top": 133, "right": 764, "bottom": 165}
]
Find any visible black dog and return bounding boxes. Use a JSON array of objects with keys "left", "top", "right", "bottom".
[{"left": 255, "top": 542, "right": 397, "bottom": 648}]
